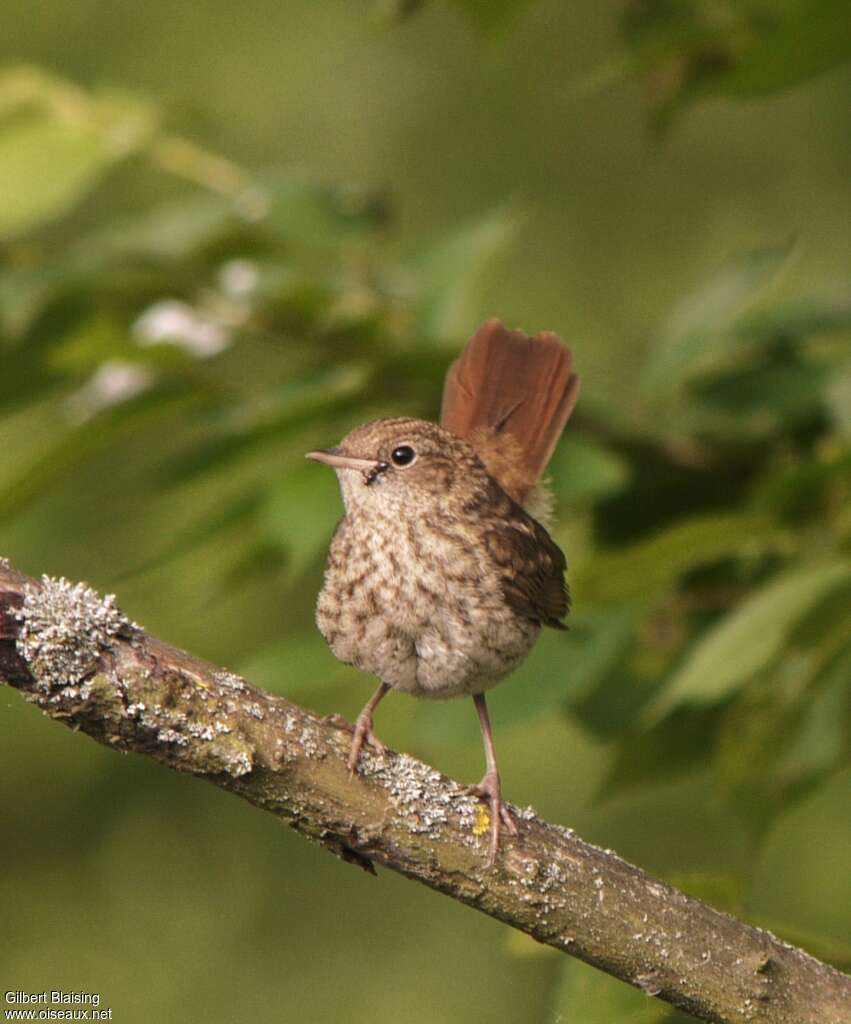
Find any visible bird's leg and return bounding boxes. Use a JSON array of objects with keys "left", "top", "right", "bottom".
[
  {"left": 348, "top": 682, "right": 390, "bottom": 774},
  {"left": 469, "top": 692, "right": 517, "bottom": 866}
]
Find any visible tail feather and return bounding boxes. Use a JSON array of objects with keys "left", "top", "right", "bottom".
[{"left": 441, "top": 319, "right": 579, "bottom": 503}]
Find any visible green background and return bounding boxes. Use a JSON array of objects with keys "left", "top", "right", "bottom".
[{"left": 1, "top": 2, "right": 850, "bottom": 1021}]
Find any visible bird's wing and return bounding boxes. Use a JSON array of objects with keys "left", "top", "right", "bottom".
[{"left": 484, "top": 510, "right": 569, "bottom": 630}]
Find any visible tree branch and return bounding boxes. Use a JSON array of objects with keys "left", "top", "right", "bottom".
[{"left": 1, "top": 559, "right": 848, "bottom": 1024}]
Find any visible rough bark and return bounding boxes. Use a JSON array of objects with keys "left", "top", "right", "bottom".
[{"left": 0, "top": 559, "right": 848, "bottom": 1024}]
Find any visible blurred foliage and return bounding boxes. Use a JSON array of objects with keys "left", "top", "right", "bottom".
[
  {"left": 389, "top": 0, "right": 851, "bottom": 133},
  {"left": 589, "top": 0, "right": 851, "bottom": 131},
  {"left": 1, "top": 2, "right": 850, "bottom": 1021}
]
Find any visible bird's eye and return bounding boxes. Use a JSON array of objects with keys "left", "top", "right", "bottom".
[{"left": 391, "top": 445, "right": 417, "bottom": 467}]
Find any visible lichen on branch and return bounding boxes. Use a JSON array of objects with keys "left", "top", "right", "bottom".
[{"left": 15, "top": 574, "right": 135, "bottom": 693}]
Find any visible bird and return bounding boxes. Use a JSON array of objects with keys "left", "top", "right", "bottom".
[{"left": 306, "top": 318, "right": 579, "bottom": 864}]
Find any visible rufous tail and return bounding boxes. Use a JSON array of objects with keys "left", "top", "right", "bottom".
[{"left": 440, "top": 319, "right": 579, "bottom": 504}]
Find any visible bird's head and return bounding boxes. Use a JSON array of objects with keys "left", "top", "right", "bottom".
[{"left": 306, "top": 417, "right": 487, "bottom": 515}]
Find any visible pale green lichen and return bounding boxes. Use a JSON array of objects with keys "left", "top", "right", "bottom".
[
  {"left": 214, "top": 670, "right": 247, "bottom": 692},
  {"left": 357, "top": 751, "right": 482, "bottom": 841},
  {"left": 123, "top": 681, "right": 254, "bottom": 778},
  {"left": 15, "top": 575, "right": 133, "bottom": 692}
]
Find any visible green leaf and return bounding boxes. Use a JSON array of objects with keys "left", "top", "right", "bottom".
[
  {"left": 711, "top": 653, "right": 850, "bottom": 841},
  {"left": 0, "top": 263, "right": 68, "bottom": 343},
  {"left": 705, "top": 615, "right": 851, "bottom": 840},
  {"left": 606, "top": 0, "right": 851, "bottom": 128},
  {"left": 0, "top": 115, "right": 113, "bottom": 239},
  {"left": 691, "top": 360, "right": 827, "bottom": 432},
  {"left": 262, "top": 175, "right": 388, "bottom": 248},
  {"left": 488, "top": 605, "right": 639, "bottom": 729},
  {"left": 79, "top": 192, "right": 237, "bottom": 264},
  {"left": 259, "top": 462, "right": 342, "bottom": 583},
  {"left": 549, "top": 436, "right": 632, "bottom": 507},
  {"left": 157, "top": 363, "right": 369, "bottom": 484},
  {"left": 557, "top": 605, "right": 654, "bottom": 739},
  {"left": 0, "top": 69, "right": 156, "bottom": 240},
  {"left": 753, "top": 452, "right": 851, "bottom": 540},
  {"left": 714, "top": 0, "right": 851, "bottom": 99},
  {"left": 599, "top": 705, "right": 721, "bottom": 799},
  {"left": 43, "top": 314, "right": 135, "bottom": 376},
  {"left": 713, "top": 681, "right": 813, "bottom": 841},
  {"left": 642, "top": 244, "right": 791, "bottom": 396},
  {"left": 789, "top": 641, "right": 851, "bottom": 775},
  {"left": 788, "top": 568, "right": 851, "bottom": 652},
  {"left": 735, "top": 293, "right": 851, "bottom": 344},
  {"left": 645, "top": 561, "right": 851, "bottom": 722},
  {"left": 753, "top": 449, "right": 851, "bottom": 528},
  {"left": 412, "top": 207, "right": 520, "bottom": 345},
  {"left": 573, "top": 512, "right": 785, "bottom": 606},
  {"left": 0, "top": 382, "right": 194, "bottom": 523},
  {"left": 117, "top": 491, "right": 263, "bottom": 584}
]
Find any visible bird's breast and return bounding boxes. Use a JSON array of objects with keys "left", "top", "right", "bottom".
[{"left": 316, "top": 510, "right": 539, "bottom": 698}]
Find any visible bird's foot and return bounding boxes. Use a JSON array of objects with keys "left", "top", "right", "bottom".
[
  {"left": 348, "top": 711, "right": 386, "bottom": 775},
  {"left": 468, "top": 770, "right": 517, "bottom": 867}
]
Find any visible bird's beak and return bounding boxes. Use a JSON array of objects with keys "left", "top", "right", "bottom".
[{"left": 305, "top": 448, "right": 384, "bottom": 474}]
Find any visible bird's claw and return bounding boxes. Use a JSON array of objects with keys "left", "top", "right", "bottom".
[
  {"left": 468, "top": 770, "right": 517, "bottom": 867},
  {"left": 348, "top": 712, "right": 386, "bottom": 775}
]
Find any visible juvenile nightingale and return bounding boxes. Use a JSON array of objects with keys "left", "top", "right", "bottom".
[{"left": 307, "top": 319, "right": 579, "bottom": 863}]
